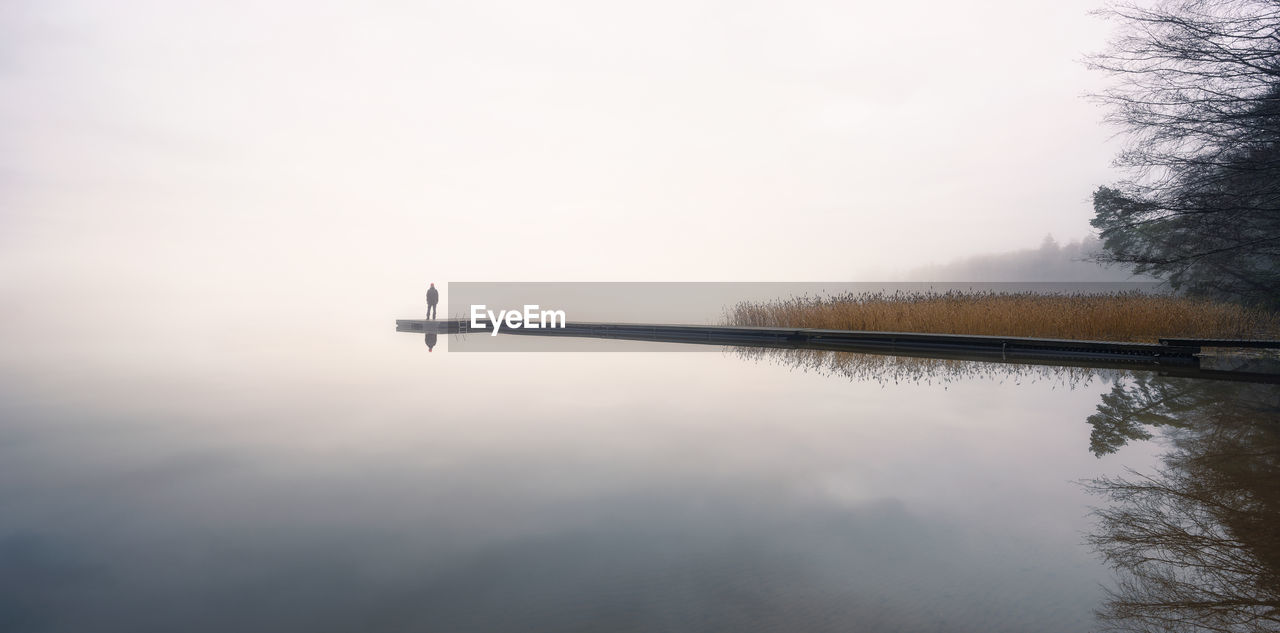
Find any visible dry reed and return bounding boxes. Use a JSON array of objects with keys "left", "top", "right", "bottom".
[{"left": 727, "top": 291, "right": 1280, "bottom": 343}]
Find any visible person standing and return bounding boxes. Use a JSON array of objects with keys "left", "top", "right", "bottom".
[{"left": 426, "top": 283, "right": 439, "bottom": 320}]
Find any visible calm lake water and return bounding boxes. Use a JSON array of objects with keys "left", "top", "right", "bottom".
[{"left": 1, "top": 328, "right": 1274, "bottom": 632}]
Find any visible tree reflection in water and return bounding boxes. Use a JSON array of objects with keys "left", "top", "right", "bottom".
[
  {"left": 1086, "top": 376, "right": 1280, "bottom": 633},
  {"left": 736, "top": 348, "right": 1280, "bottom": 632}
]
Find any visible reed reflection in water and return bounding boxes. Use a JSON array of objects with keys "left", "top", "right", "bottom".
[{"left": 732, "top": 346, "right": 1124, "bottom": 389}]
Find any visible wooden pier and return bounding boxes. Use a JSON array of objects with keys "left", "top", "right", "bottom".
[{"left": 395, "top": 319, "right": 1280, "bottom": 383}]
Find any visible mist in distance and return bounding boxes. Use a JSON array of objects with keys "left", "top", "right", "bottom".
[
  {"left": 906, "top": 235, "right": 1155, "bottom": 282},
  {"left": 1, "top": 0, "right": 1126, "bottom": 390}
]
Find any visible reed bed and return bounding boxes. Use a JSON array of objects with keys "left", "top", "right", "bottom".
[{"left": 727, "top": 291, "right": 1280, "bottom": 343}]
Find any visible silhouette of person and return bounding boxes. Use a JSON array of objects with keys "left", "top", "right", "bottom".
[
  {"left": 425, "top": 331, "right": 437, "bottom": 352},
  {"left": 426, "top": 282, "right": 439, "bottom": 320}
]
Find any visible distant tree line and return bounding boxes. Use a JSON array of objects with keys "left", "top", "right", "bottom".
[
  {"left": 907, "top": 234, "right": 1154, "bottom": 282},
  {"left": 1089, "top": 0, "right": 1280, "bottom": 308}
]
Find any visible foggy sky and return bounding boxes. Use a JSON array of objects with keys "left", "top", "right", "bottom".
[{"left": 1, "top": 0, "right": 1126, "bottom": 372}]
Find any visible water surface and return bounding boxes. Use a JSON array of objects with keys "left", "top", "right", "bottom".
[{"left": 2, "top": 328, "right": 1269, "bottom": 632}]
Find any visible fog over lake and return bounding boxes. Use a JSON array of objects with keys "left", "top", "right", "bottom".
[{"left": 3, "top": 1, "right": 1275, "bottom": 631}]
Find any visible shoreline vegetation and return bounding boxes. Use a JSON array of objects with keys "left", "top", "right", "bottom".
[{"left": 727, "top": 291, "right": 1280, "bottom": 343}]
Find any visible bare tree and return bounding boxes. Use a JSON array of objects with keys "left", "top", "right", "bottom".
[{"left": 1089, "top": 0, "right": 1280, "bottom": 307}]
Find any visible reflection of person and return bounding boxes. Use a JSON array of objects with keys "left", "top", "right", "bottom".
[
  {"left": 425, "top": 331, "right": 437, "bottom": 352},
  {"left": 426, "top": 282, "right": 439, "bottom": 320}
]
